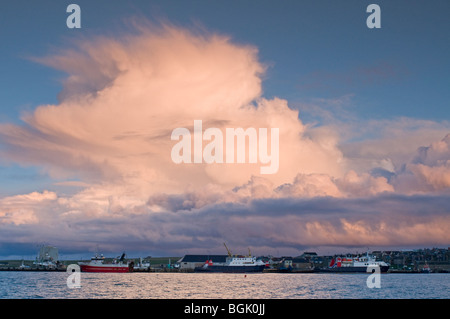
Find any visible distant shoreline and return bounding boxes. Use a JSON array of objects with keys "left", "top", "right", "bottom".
[{"left": 2, "top": 247, "right": 449, "bottom": 274}]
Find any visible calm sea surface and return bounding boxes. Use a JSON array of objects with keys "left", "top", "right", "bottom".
[{"left": 0, "top": 272, "right": 448, "bottom": 299}]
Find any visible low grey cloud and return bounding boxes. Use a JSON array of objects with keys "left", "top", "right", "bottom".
[{"left": 1, "top": 190, "right": 448, "bottom": 258}]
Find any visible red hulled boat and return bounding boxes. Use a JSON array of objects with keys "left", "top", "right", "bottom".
[{"left": 78, "top": 253, "right": 133, "bottom": 273}]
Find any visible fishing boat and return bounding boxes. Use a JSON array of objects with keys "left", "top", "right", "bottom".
[
  {"left": 78, "top": 252, "right": 134, "bottom": 273},
  {"left": 421, "top": 262, "right": 431, "bottom": 273}
]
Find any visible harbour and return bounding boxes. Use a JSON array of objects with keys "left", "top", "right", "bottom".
[{"left": 1, "top": 245, "right": 449, "bottom": 274}]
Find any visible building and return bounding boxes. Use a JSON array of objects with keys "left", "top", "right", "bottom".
[
  {"left": 38, "top": 245, "right": 58, "bottom": 263},
  {"left": 300, "top": 252, "right": 318, "bottom": 258},
  {"left": 177, "top": 255, "right": 228, "bottom": 270},
  {"left": 279, "top": 257, "right": 293, "bottom": 270},
  {"left": 292, "top": 257, "right": 312, "bottom": 270},
  {"left": 34, "top": 245, "right": 59, "bottom": 269}
]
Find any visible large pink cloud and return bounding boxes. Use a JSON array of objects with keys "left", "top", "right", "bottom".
[{"left": 0, "top": 24, "right": 347, "bottom": 199}]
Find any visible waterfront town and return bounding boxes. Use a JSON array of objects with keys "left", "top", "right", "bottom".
[{"left": 0, "top": 245, "right": 449, "bottom": 273}]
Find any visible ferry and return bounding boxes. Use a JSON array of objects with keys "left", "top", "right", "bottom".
[
  {"left": 78, "top": 253, "right": 134, "bottom": 273},
  {"left": 320, "top": 252, "right": 389, "bottom": 273},
  {"left": 194, "top": 244, "right": 267, "bottom": 273}
]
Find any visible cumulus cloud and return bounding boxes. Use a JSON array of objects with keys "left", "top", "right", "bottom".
[
  {"left": 335, "top": 170, "right": 394, "bottom": 197},
  {"left": 0, "top": 191, "right": 56, "bottom": 225},
  {"left": 0, "top": 24, "right": 345, "bottom": 197},
  {"left": 339, "top": 118, "right": 450, "bottom": 175},
  {"left": 393, "top": 134, "right": 450, "bottom": 193},
  {"left": 275, "top": 173, "right": 342, "bottom": 198}
]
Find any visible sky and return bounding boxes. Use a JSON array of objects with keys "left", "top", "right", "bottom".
[{"left": 0, "top": 0, "right": 449, "bottom": 259}]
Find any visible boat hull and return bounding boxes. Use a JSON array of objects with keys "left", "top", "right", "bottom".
[
  {"left": 318, "top": 265, "right": 389, "bottom": 273},
  {"left": 79, "top": 264, "right": 132, "bottom": 273},
  {"left": 194, "top": 265, "right": 266, "bottom": 273}
]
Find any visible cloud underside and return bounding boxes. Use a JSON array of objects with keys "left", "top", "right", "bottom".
[
  {"left": 0, "top": 192, "right": 448, "bottom": 255},
  {"left": 0, "top": 23, "right": 449, "bottom": 254}
]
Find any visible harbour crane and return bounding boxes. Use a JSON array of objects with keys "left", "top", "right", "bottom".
[{"left": 223, "top": 243, "right": 232, "bottom": 257}]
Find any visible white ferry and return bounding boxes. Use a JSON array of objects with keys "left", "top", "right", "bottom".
[
  {"left": 194, "top": 244, "right": 267, "bottom": 273},
  {"left": 321, "top": 252, "right": 389, "bottom": 273}
]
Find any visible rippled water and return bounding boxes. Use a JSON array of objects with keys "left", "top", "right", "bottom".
[{"left": 0, "top": 272, "right": 448, "bottom": 299}]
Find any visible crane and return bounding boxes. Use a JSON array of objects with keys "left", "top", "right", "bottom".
[{"left": 223, "top": 243, "right": 232, "bottom": 257}]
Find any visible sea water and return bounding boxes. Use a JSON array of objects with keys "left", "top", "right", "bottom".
[{"left": 0, "top": 272, "right": 448, "bottom": 299}]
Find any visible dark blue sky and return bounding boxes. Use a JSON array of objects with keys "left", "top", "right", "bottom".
[{"left": 1, "top": 0, "right": 449, "bottom": 122}]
